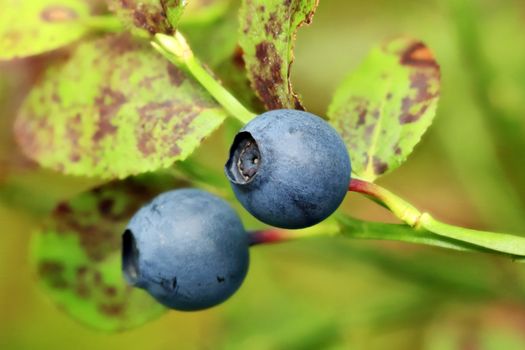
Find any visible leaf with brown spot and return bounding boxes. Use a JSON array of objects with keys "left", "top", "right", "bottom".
[
  {"left": 32, "top": 173, "right": 187, "bottom": 331},
  {"left": 0, "top": 0, "right": 91, "bottom": 60},
  {"left": 108, "top": 0, "right": 187, "bottom": 35},
  {"left": 327, "top": 37, "right": 441, "bottom": 181},
  {"left": 15, "top": 33, "right": 227, "bottom": 179},
  {"left": 238, "top": 0, "right": 318, "bottom": 110}
]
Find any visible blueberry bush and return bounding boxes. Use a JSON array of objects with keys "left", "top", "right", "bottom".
[{"left": 3, "top": 0, "right": 525, "bottom": 348}]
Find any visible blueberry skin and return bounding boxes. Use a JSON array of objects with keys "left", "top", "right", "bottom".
[
  {"left": 122, "top": 189, "right": 249, "bottom": 311},
  {"left": 225, "top": 109, "right": 351, "bottom": 229}
]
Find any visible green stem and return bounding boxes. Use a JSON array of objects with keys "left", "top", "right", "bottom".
[
  {"left": 337, "top": 214, "right": 525, "bottom": 262},
  {"left": 419, "top": 213, "right": 525, "bottom": 257},
  {"left": 152, "top": 32, "right": 256, "bottom": 124},
  {"left": 349, "top": 178, "right": 525, "bottom": 257},
  {"left": 336, "top": 214, "right": 482, "bottom": 253}
]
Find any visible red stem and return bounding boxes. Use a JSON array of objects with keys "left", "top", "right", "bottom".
[
  {"left": 348, "top": 178, "right": 385, "bottom": 200},
  {"left": 248, "top": 229, "right": 295, "bottom": 246}
]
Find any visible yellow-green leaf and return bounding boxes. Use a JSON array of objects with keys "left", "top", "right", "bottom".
[
  {"left": 328, "top": 38, "right": 441, "bottom": 181},
  {"left": 15, "top": 34, "right": 227, "bottom": 179},
  {"left": 238, "top": 0, "right": 318, "bottom": 110},
  {"left": 0, "top": 0, "right": 91, "bottom": 60},
  {"left": 31, "top": 173, "right": 184, "bottom": 331}
]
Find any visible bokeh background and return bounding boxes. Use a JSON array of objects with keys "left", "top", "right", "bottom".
[{"left": 2, "top": 0, "right": 525, "bottom": 348}]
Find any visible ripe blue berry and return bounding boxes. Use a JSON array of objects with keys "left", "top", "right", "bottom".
[
  {"left": 225, "top": 109, "right": 351, "bottom": 229},
  {"left": 122, "top": 189, "right": 249, "bottom": 311}
]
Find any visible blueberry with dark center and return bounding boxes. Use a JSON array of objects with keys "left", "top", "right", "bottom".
[
  {"left": 225, "top": 109, "right": 351, "bottom": 229},
  {"left": 122, "top": 189, "right": 250, "bottom": 311}
]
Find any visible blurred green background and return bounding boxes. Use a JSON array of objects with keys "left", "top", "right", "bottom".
[{"left": 2, "top": 0, "right": 525, "bottom": 349}]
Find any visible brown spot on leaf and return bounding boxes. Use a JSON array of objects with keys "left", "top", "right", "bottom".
[
  {"left": 70, "top": 154, "right": 81, "bottom": 162},
  {"left": 93, "top": 271, "right": 102, "bottom": 285},
  {"left": 394, "top": 144, "right": 402, "bottom": 155},
  {"left": 400, "top": 42, "right": 439, "bottom": 69},
  {"left": 373, "top": 157, "right": 388, "bottom": 175},
  {"left": 105, "top": 286, "right": 117, "bottom": 297},
  {"left": 102, "top": 33, "right": 140, "bottom": 56},
  {"left": 167, "top": 64, "right": 185, "bottom": 86},
  {"left": 41, "top": 6, "right": 78, "bottom": 22},
  {"left": 169, "top": 110, "right": 198, "bottom": 156},
  {"left": 252, "top": 41, "right": 288, "bottom": 110},
  {"left": 265, "top": 12, "right": 280, "bottom": 39},
  {"left": 399, "top": 97, "right": 418, "bottom": 124},
  {"left": 52, "top": 92, "right": 61, "bottom": 103},
  {"left": 136, "top": 101, "right": 196, "bottom": 156},
  {"left": 399, "top": 70, "right": 439, "bottom": 124},
  {"left": 38, "top": 261, "right": 68, "bottom": 289},
  {"left": 98, "top": 303, "right": 125, "bottom": 316},
  {"left": 98, "top": 198, "right": 114, "bottom": 215},
  {"left": 356, "top": 105, "right": 367, "bottom": 127},
  {"left": 55, "top": 202, "right": 72, "bottom": 216},
  {"left": 93, "top": 88, "right": 127, "bottom": 142},
  {"left": 129, "top": 1, "right": 173, "bottom": 35},
  {"left": 75, "top": 284, "right": 91, "bottom": 299},
  {"left": 232, "top": 46, "right": 245, "bottom": 69},
  {"left": 255, "top": 42, "right": 271, "bottom": 64},
  {"left": 76, "top": 266, "right": 88, "bottom": 276},
  {"left": 139, "top": 74, "right": 163, "bottom": 89}
]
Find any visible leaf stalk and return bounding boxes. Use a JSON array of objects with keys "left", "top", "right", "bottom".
[
  {"left": 349, "top": 178, "right": 525, "bottom": 258},
  {"left": 153, "top": 33, "right": 256, "bottom": 124}
]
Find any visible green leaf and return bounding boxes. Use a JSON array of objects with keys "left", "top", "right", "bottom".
[
  {"left": 328, "top": 38, "right": 441, "bottom": 181},
  {"left": 0, "top": 0, "right": 91, "bottom": 60},
  {"left": 15, "top": 34, "right": 227, "bottom": 179},
  {"left": 238, "top": 0, "right": 318, "bottom": 110},
  {"left": 31, "top": 173, "right": 186, "bottom": 331},
  {"left": 108, "top": 0, "right": 187, "bottom": 36}
]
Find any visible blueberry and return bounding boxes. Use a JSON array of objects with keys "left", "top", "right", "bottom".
[
  {"left": 225, "top": 109, "right": 351, "bottom": 229},
  {"left": 122, "top": 189, "right": 249, "bottom": 311}
]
